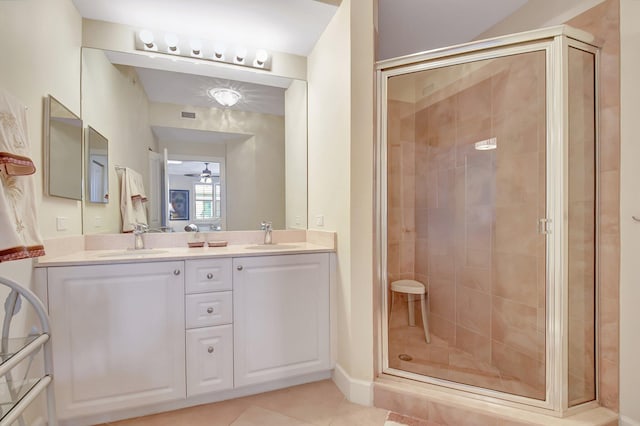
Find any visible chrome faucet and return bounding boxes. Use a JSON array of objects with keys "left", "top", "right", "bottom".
[
  {"left": 261, "top": 221, "right": 273, "bottom": 245},
  {"left": 131, "top": 223, "right": 148, "bottom": 250}
]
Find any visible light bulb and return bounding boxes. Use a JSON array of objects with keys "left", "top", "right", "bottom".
[
  {"left": 213, "top": 43, "right": 225, "bottom": 60},
  {"left": 255, "top": 49, "right": 268, "bottom": 64},
  {"left": 165, "top": 34, "right": 179, "bottom": 52},
  {"left": 235, "top": 47, "right": 247, "bottom": 63},
  {"left": 190, "top": 39, "right": 203, "bottom": 56},
  {"left": 139, "top": 30, "right": 155, "bottom": 48}
]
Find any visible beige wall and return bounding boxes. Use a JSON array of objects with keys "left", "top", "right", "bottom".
[
  {"left": 285, "top": 80, "right": 308, "bottom": 229},
  {"left": 0, "top": 0, "right": 82, "bottom": 422},
  {"left": 0, "top": 0, "right": 83, "bottom": 239},
  {"left": 307, "top": 0, "right": 375, "bottom": 394},
  {"left": 150, "top": 103, "right": 285, "bottom": 230},
  {"left": 82, "top": 50, "right": 158, "bottom": 234},
  {"left": 619, "top": 1, "right": 640, "bottom": 424},
  {"left": 477, "top": 0, "right": 607, "bottom": 39}
]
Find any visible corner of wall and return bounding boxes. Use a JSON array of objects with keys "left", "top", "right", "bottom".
[{"left": 332, "top": 364, "right": 374, "bottom": 406}]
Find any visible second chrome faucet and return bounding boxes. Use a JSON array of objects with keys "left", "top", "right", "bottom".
[{"left": 261, "top": 221, "right": 273, "bottom": 245}]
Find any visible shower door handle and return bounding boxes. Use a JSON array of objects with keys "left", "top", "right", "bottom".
[{"left": 538, "top": 218, "right": 552, "bottom": 235}]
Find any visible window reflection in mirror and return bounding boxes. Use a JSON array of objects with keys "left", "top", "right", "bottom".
[
  {"left": 45, "top": 95, "right": 82, "bottom": 200},
  {"left": 166, "top": 159, "right": 225, "bottom": 231},
  {"left": 86, "top": 126, "right": 109, "bottom": 203}
]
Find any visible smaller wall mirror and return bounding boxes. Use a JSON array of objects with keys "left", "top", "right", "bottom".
[
  {"left": 86, "top": 126, "right": 109, "bottom": 203},
  {"left": 45, "top": 95, "right": 82, "bottom": 200}
]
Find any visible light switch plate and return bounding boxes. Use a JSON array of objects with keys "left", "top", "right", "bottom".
[
  {"left": 315, "top": 215, "right": 324, "bottom": 227},
  {"left": 56, "top": 217, "right": 68, "bottom": 231}
]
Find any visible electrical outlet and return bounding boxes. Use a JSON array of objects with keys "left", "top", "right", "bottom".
[
  {"left": 56, "top": 217, "right": 68, "bottom": 231},
  {"left": 315, "top": 215, "right": 324, "bottom": 227},
  {"left": 95, "top": 216, "right": 103, "bottom": 228},
  {"left": 295, "top": 216, "right": 301, "bottom": 226}
]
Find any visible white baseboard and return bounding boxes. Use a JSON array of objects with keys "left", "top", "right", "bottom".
[
  {"left": 621, "top": 415, "right": 640, "bottom": 426},
  {"left": 332, "top": 363, "right": 373, "bottom": 406}
]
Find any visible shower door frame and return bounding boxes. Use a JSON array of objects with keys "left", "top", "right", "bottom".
[{"left": 375, "top": 26, "right": 600, "bottom": 415}]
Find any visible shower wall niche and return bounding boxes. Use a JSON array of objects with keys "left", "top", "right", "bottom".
[{"left": 377, "top": 26, "right": 598, "bottom": 414}]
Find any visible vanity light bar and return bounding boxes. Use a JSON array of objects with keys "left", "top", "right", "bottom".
[{"left": 135, "top": 30, "right": 272, "bottom": 71}]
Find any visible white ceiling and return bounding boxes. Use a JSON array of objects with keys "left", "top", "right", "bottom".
[
  {"left": 136, "top": 67, "right": 286, "bottom": 115},
  {"left": 72, "top": 0, "right": 338, "bottom": 56},
  {"left": 378, "top": 0, "right": 529, "bottom": 60}
]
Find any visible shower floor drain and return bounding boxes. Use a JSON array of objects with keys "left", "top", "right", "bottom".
[{"left": 398, "top": 354, "right": 413, "bottom": 361}]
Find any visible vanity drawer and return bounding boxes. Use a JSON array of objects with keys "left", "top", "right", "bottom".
[
  {"left": 186, "top": 291, "right": 232, "bottom": 328},
  {"left": 185, "top": 258, "right": 232, "bottom": 294}
]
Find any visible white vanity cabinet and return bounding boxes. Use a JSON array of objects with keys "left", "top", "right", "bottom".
[
  {"left": 184, "top": 259, "right": 234, "bottom": 396},
  {"left": 47, "top": 261, "right": 186, "bottom": 420},
  {"left": 233, "top": 253, "right": 330, "bottom": 387}
]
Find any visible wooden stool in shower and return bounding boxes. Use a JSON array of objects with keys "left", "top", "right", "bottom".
[{"left": 391, "top": 279, "right": 431, "bottom": 343}]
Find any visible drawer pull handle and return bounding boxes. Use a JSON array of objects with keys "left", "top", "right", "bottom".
[
  {"left": 173, "top": 269, "right": 181, "bottom": 276},
  {"left": 237, "top": 265, "right": 243, "bottom": 271},
  {"left": 208, "top": 346, "right": 214, "bottom": 354},
  {"left": 207, "top": 307, "right": 214, "bottom": 314},
  {"left": 207, "top": 273, "right": 214, "bottom": 279}
]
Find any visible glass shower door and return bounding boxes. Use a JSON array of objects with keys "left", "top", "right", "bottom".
[{"left": 385, "top": 50, "right": 548, "bottom": 400}]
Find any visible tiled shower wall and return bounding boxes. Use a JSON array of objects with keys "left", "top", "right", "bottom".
[{"left": 414, "top": 52, "right": 547, "bottom": 399}]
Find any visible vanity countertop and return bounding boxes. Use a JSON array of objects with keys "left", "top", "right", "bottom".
[{"left": 35, "top": 242, "right": 334, "bottom": 267}]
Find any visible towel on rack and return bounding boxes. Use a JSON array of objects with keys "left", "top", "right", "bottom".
[
  {"left": 0, "top": 89, "right": 45, "bottom": 262},
  {"left": 120, "top": 167, "right": 148, "bottom": 232}
]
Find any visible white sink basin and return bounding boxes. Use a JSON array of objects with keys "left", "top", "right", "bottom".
[
  {"left": 96, "top": 249, "right": 169, "bottom": 258},
  {"left": 245, "top": 244, "right": 300, "bottom": 250}
]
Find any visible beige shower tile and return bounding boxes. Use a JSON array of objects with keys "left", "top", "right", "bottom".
[
  {"left": 492, "top": 296, "right": 542, "bottom": 359},
  {"left": 599, "top": 295, "right": 619, "bottom": 363},
  {"left": 599, "top": 105, "right": 620, "bottom": 172},
  {"left": 457, "top": 79, "right": 491, "bottom": 123},
  {"left": 599, "top": 358, "right": 619, "bottom": 411},
  {"left": 494, "top": 205, "right": 540, "bottom": 256},
  {"left": 599, "top": 232, "right": 620, "bottom": 301},
  {"left": 493, "top": 254, "right": 538, "bottom": 307},
  {"left": 491, "top": 341, "right": 545, "bottom": 399},
  {"left": 599, "top": 170, "right": 620, "bottom": 234},
  {"left": 495, "top": 150, "right": 539, "bottom": 207},
  {"left": 454, "top": 326, "right": 491, "bottom": 364},
  {"left": 428, "top": 279, "right": 455, "bottom": 320},
  {"left": 429, "top": 314, "right": 456, "bottom": 346},
  {"left": 373, "top": 386, "right": 430, "bottom": 421},
  {"left": 465, "top": 205, "right": 492, "bottom": 252},
  {"left": 457, "top": 266, "right": 491, "bottom": 293},
  {"left": 455, "top": 286, "right": 490, "bottom": 336}
]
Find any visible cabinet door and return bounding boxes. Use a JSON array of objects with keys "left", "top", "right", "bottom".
[
  {"left": 186, "top": 325, "right": 233, "bottom": 396},
  {"left": 233, "top": 253, "right": 330, "bottom": 387},
  {"left": 48, "top": 261, "right": 186, "bottom": 419}
]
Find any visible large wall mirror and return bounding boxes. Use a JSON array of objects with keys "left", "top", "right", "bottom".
[
  {"left": 45, "top": 95, "right": 83, "bottom": 200},
  {"left": 81, "top": 47, "right": 308, "bottom": 234}
]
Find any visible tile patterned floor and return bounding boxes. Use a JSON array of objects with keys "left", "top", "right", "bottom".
[
  {"left": 97, "top": 380, "right": 390, "bottom": 426},
  {"left": 387, "top": 296, "right": 542, "bottom": 400}
]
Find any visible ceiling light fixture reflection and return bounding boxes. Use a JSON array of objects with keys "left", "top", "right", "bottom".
[
  {"left": 200, "top": 176, "right": 212, "bottom": 184},
  {"left": 208, "top": 88, "right": 242, "bottom": 107},
  {"left": 474, "top": 137, "right": 497, "bottom": 151}
]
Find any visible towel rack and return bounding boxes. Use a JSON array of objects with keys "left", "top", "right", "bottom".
[{"left": 0, "top": 276, "right": 57, "bottom": 426}]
